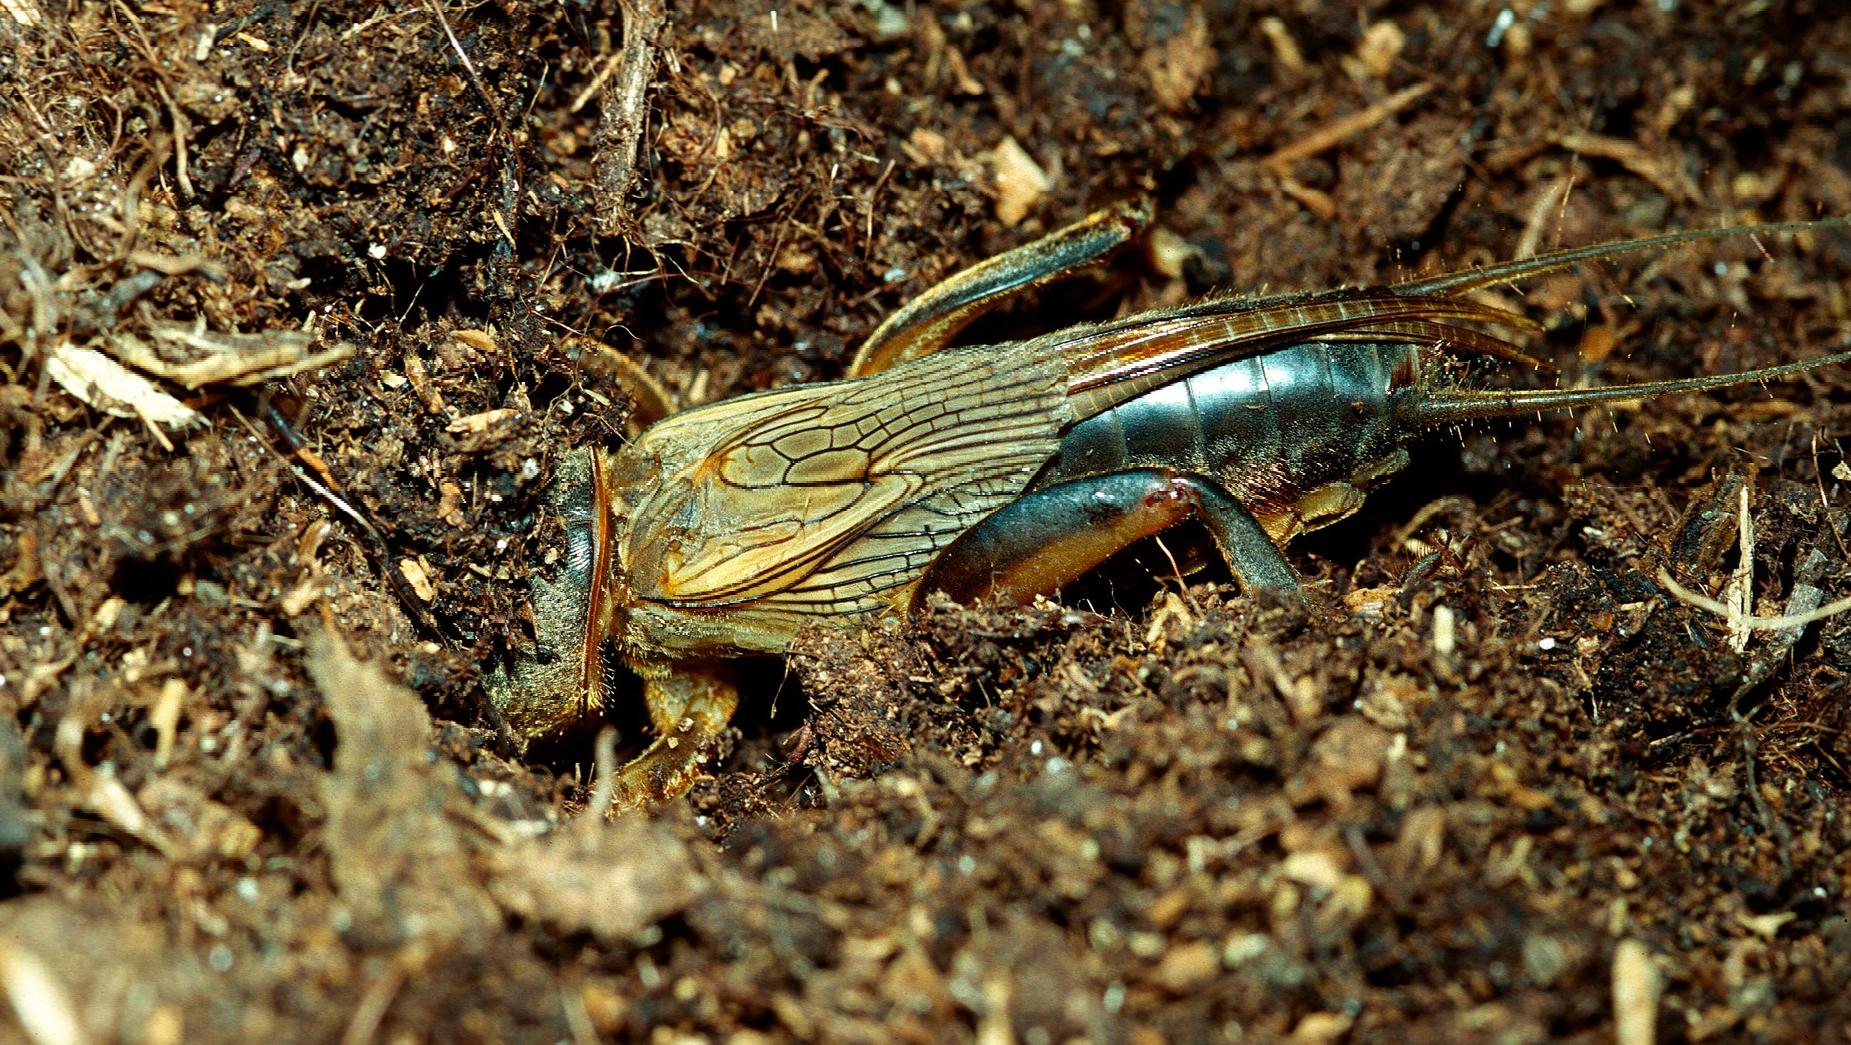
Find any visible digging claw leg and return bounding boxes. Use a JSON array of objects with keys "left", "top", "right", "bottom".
[{"left": 607, "top": 661, "right": 740, "bottom": 810}]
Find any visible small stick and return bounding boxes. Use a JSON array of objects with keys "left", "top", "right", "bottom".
[
  {"left": 1513, "top": 172, "right": 1574, "bottom": 261},
  {"left": 1724, "top": 484, "right": 1755, "bottom": 653},
  {"left": 1262, "top": 83, "right": 1432, "bottom": 172},
  {"left": 1557, "top": 132, "right": 1701, "bottom": 203},
  {"left": 596, "top": 0, "right": 667, "bottom": 235}
]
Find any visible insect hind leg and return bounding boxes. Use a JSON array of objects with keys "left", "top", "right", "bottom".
[{"left": 912, "top": 468, "right": 1299, "bottom": 610}]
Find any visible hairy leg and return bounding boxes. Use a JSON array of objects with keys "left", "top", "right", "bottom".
[{"left": 608, "top": 659, "right": 740, "bottom": 809}]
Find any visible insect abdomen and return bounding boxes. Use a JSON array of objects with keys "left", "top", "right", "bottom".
[{"left": 1031, "top": 342, "right": 1414, "bottom": 539}]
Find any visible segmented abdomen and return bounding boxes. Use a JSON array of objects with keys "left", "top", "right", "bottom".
[{"left": 1030, "top": 342, "right": 1416, "bottom": 541}]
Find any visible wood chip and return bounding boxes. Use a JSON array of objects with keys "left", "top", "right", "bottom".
[
  {"left": 1431, "top": 604, "right": 1456, "bottom": 657},
  {"left": 447, "top": 408, "right": 520, "bottom": 434},
  {"left": 451, "top": 328, "right": 498, "bottom": 353},
  {"left": 1262, "top": 83, "right": 1433, "bottom": 173},
  {"left": 1146, "top": 227, "right": 1199, "bottom": 280},
  {"left": 1355, "top": 22, "right": 1405, "bottom": 78},
  {"left": 150, "top": 678, "right": 186, "bottom": 769},
  {"left": 1258, "top": 17, "right": 1305, "bottom": 74},
  {"left": 1290, "top": 1011, "right": 1354, "bottom": 1043},
  {"left": 280, "top": 578, "right": 323, "bottom": 616},
  {"left": 399, "top": 557, "right": 437, "bottom": 602},
  {"left": 0, "top": 940, "right": 82, "bottom": 1045},
  {"left": 989, "top": 136, "right": 1052, "bottom": 227}
]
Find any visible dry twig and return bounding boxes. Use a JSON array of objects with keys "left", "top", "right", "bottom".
[
  {"left": 595, "top": 0, "right": 668, "bottom": 235},
  {"left": 1262, "top": 83, "right": 1432, "bottom": 173}
]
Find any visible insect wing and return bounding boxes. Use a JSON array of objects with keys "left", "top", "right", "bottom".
[
  {"left": 628, "top": 349, "right": 1069, "bottom": 609},
  {"left": 1054, "top": 291, "right": 1543, "bottom": 413}
]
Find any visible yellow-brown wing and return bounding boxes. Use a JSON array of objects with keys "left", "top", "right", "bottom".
[{"left": 624, "top": 347, "right": 1071, "bottom": 609}]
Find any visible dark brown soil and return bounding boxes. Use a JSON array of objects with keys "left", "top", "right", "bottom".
[{"left": 3, "top": 1, "right": 1850, "bottom": 1040}]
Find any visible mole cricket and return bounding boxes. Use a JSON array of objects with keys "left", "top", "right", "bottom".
[{"left": 484, "top": 202, "right": 1850, "bottom": 805}]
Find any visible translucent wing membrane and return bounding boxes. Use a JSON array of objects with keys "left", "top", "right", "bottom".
[{"left": 1051, "top": 291, "right": 1542, "bottom": 418}]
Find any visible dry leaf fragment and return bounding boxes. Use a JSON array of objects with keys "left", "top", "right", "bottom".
[
  {"left": 45, "top": 342, "right": 200, "bottom": 430},
  {"left": 0, "top": 0, "right": 41, "bottom": 27},
  {"left": 119, "top": 323, "right": 354, "bottom": 388},
  {"left": 487, "top": 817, "right": 698, "bottom": 942}
]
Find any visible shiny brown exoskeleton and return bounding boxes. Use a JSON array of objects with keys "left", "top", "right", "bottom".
[{"left": 487, "top": 202, "right": 1850, "bottom": 806}]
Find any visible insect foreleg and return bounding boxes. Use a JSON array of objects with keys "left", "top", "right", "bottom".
[
  {"left": 912, "top": 468, "right": 1299, "bottom": 610},
  {"left": 608, "top": 659, "right": 740, "bottom": 809},
  {"left": 849, "top": 199, "right": 1151, "bottom": 376}
]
